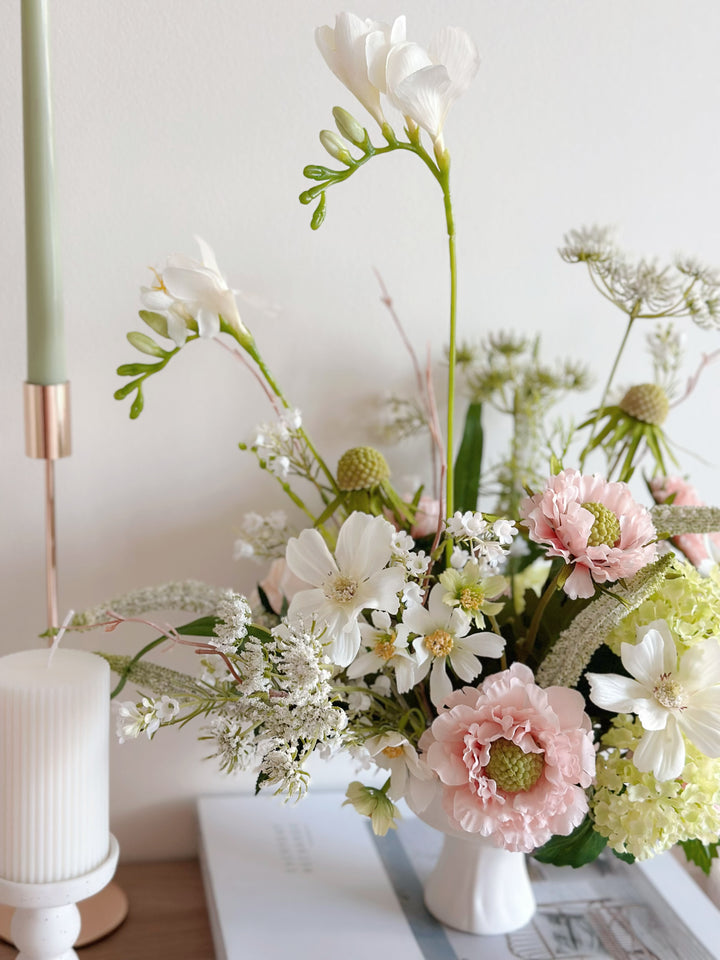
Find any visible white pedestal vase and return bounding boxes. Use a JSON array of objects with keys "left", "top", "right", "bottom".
[{"left": 413, "top": 787, "right": 536, "bottom": 935}]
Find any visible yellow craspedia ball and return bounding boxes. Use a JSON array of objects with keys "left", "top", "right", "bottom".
[
  {"left": 619, "top": 383, "right": 669, "bottom": 426},
  {"left": 337, "top": 446, "right": 391, "bottom": 491}
]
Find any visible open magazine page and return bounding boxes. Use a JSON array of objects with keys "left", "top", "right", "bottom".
[{"left": 198, "top": 793, "right": 719, "bottom": 960}]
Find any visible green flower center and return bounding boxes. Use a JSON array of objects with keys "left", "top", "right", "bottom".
[
  {"left": 484, "top": 738, "right": 544, "bottom": 793},
  {"left": 337, "top": 446, "right": 391, "bottom": 491},
  {"left": 326, "top": 574, "right": 358, "bottom": 604},
  {"left": 582, "top": 501, "right": 621, "bottom": 548},
  {"left": 459, "top": 585, "right": 485, "bottom": 612},
  {"left": 425, "top": 629, "right": 454, "bottom": 658},
  {"left": 619, "top": 383, "right": 670, "bottom": 426},
  {"left": 653, "top": 673, "right": 688, "bottom": 710}
]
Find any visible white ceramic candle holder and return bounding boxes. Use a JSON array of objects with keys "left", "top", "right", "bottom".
[{"left": 0, "top": 835, "right": 119, "bottom": 960}]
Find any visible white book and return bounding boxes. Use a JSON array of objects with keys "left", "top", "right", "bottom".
[{"left": 198, "top": 792, "right": 720, "bottom": 960}]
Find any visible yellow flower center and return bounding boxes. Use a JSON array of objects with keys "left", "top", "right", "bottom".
[
  {"left": 326, "top": 574, "right": 358, "bottom": 604},
  {"left": 653, "top": 673, "right": 687, "bottom": 710},
  {"left": 459, "top": 585, "right": 485, "bottom": 612},
  {"left": 373, "top": 636, "right": 397, "bottom": 661},
  {"left": 382, "top": 745, "right": 404, "bottom": 759},
  {"left": 484, "top": 738, "right": 545, "bottom": 793},
  {"left": 582, "top": 501, "right": 621, "bottom": 548},
  {"left": 424, "top": 629, "right": 454, "bottom": 658}
]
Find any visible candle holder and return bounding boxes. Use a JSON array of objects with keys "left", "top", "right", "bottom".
[{"left": 0, "top": 836, "right": 119, "bottom": 960}]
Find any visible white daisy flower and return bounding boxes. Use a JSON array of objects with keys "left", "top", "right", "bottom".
[
  {"left": 285, "top": 512, "right": 406, "bottom": 667},
  {"left": 347, "top": 611, "right": 418, "bottom": 692},
  {"left": 364, "top": 731, "right": 436, "bottom": 810},
  {"left": 403, "top": 584, "right": 505, "bottom": 706}
]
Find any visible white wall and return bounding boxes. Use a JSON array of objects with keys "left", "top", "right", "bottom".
[{"left": 2, "top": 1, "right": 720, "bottom": 860}]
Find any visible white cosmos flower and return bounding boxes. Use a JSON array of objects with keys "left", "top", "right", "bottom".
[
  {"left": 347, "top": 610, "right": 418, "bottom": 692},
  {"left": 403, "top": 583, "right": 505, "bottom": 707},
  {"left": 143, "top": 237, "right": 251, "bottom": 345},
  {"left": 315, "top": 13, "right": 406, "bottom": 127},
  {"left": 364, "top": 731, "right": 436, "bottom": 810},
  {"left": 285, "top": 512, "right": 406, "bottom": 667},
  {"left": 587, "top": 620, "right": 720, "bottom": 781},
  {"left": 386, "top": 26, "right": 479, "bottom": 148}
]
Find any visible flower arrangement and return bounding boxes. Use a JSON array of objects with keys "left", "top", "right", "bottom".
[{"left": 74, "top": 12, "right": 720, "bottom": 872}]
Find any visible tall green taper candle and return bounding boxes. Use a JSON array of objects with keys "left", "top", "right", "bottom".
[{"left": 22, "top": 0, "right": 65, "bottom": 386}]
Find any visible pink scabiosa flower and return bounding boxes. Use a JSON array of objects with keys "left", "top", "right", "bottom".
[
  {"left": 519, "top": 469, "right": 657, "bottom": 600},
  {"left": 420, "top": 663, "right": 595, "bottom": 853},
  {"left": 650, "top": 475, "right": 720, "bottom": 569}
]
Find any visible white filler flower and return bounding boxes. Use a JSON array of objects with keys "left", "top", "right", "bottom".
[
  {"left": 285, "top": 512, "right": 405, "bottom": 667},
  {"left": 587, "top": 620, "right": 720, "bottom": 781}
]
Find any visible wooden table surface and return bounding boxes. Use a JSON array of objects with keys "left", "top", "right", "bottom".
[{"left": 0, "top": 860, "right": 216, "bottom": 960}]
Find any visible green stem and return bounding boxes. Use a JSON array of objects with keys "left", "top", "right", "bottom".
[
  {"left": 580, "top": 302, "right": 640, "bottom": 471},
  {"left": 522, "top": 565, "right": 566, "bottom": 662},
  {"left": 110, "top": 635, "right": 167, "bottom": 699}
]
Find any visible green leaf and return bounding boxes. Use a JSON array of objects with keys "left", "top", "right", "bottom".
[
  {"left": 453, "top": 402, "right": 483, "bottom": 513},
  {"left": 532, "top": 816, "right": 607, "bottom": 868},
  {"left": 612, "top": 849, "right": 636, "bottom": 864},
  {"left": 127, "top": 331, "right": 167, "bottom": 358},
  {"left": 139, "top": 310, "right": 170, "bottom": 340},
  {"left": 255, "top": 771, "right": 270, "bottom": 796},
  {"left": 175, "top": 616, "right": 221, "bottom": 638},
  {"left": 549, "top": 453, "right": 563, "bottom": 475},
  {"left": 130, "top": 388, "right": 144, "bottom": 419},
  {"left": 679, "top": 839, "right": 719, "bottom": 875},
  {"left": 311, "top": 192, "right": 327, "bottom": 230}
]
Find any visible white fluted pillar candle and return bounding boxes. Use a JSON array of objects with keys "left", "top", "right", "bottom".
[{"left": 0, "top": 649, "right": 110, "bottom": 884}]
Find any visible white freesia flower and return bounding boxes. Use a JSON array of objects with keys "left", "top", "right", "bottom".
[
  {"left": 143, "top": 237, "right": 251, "bottom": 344},
  {"left": 364, "top": 732, "right": 436, "bottom": 810},
  {"left": 316, "top": 13, "right": 406, "bottom": 127},
  {"left": 347, "top": 610, "right": 417, "bottom": 692},
  {"left": 403, "top": 583, "right": 505, "bottom": 707},
  {"left": 285, "top": 512, "right": 405, "bottom": 667},
  {"left": 587, "top": 620, "right": 720, "bottom": 781},
  {"left": 386, "top": 27, "right": 479, "bottom": 149}
]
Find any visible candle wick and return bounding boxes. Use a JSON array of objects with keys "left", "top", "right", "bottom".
[{"left": 48, "top": 608, "right": 75, "bottom": 667}]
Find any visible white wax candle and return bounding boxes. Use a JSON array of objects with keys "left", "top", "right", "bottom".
[{"left": 0, "top": 649, "right": 109, "bottom": 883}]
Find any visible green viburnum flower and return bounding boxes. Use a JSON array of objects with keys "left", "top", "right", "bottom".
[
  {"left": 343, "top": 781, "right": 399, "bottom": 836},
  {"left": 592, "top": 715, "right": 720, "bottom": 860},
  {"left": 438, "top": 562, "right": 507, "bottom": 627},
  {"left": 604, "top": 558, "right": 720, "bottom": 657}
]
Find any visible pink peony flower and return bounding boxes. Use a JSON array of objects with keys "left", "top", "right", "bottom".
[
  {"left": 650, "top": 476, "right": 720, "bottom": 569},
  {"left": 519, "top": 469, "right": 657, "bottom": 599},
  {"left": 420, "top": 663, "right": 595, "bottom": 853}
]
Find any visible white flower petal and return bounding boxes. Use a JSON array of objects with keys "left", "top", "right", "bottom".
[
  {"left": 394, "top": 657, "right": 419, "bottom": 694},
  {"left": 678, "top": 639, "right": 720, "bottom": 693},
  {"left": 328, "top": 620, "right": 362, "bottom": 668},
  {"left": 163, "top": 265, "right": 220, "bottom": 301},
  {"left": 633, "top": 720, "right": 685, "bottom": 781},
  {"left": 390, "top": 63, "right": 451, "bottom": 139},
  {"left": 195, "top": 306, "right": 220, "bottom": 339},
  {"left": 140, "top": 287, "right": 174, "bottom": 311},
  {"left": 634, "top": 697, "right": 670, "bottom": 731},
  {"left": 194, "top": 235, "right": 221, "bottom": 275},
  {"left": 680, "top": 694, "right": 720, "bottom": 758},
  {"left": 621, "top": 629, "right": 672, "bottom": 687},
  {"left": 447, "top": 646, "right": 482, "bottom": 683},
  {"left": 285, "top": 528, "right": 337, "bottom": 586},
  {"left": 346, "top": 651, "right": 381, "bottom": 680},
  {"left": 356, "top": 566, "right": 404, "bottom": 616},
  {"left": 286, "top": 587, "right": 326, "bottom": 626},
  {"left": 166, "top": 312, "right": 188, "bottom": 347},
  {"left": 429, "top": 658, "right": 453, "bottom": 707},
  {"left": 586, "top": 671, "right": 649, "bottom": 712},
  {"left": 335, "top": 512, "right": 393, "bottom": 579},
  {"left": 460, "top": 631, "right": 505, "bottom": 659},
  {"left": 428, "top": 26, "right": 480, "bottom": 102}
]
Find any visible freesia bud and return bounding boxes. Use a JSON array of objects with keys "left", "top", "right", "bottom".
[
  {"left": 332, "top": 106, "right": 366, "bottom": 146},
  {"left": 319, "top": 129, "right": 352, "bottom": 164}
]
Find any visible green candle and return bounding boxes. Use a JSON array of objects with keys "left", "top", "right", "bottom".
[{"left": 22, "top": 0, "right": 65, "bottom": 385}]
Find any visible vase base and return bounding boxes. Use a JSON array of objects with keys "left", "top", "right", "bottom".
[{"left": 0, "top": 882, "right": 128, "bottom": 948}]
